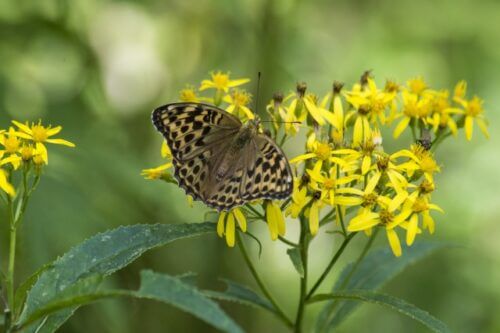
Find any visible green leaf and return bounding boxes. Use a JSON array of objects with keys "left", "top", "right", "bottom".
[
  {"left": 19, "top": 223, "right": 215, "bottom": 333},
  {"left": 309, "top": 290, "right": 451, "bottom": 333},
  {"left": 316, "top": 242, "right": 449, "bottom": 332},
  {"left": 137, "top": 271, "right": 243, "bottom": 333},
  {"left": 17, "top": 271, "right": 243, "bottom": 333},
  {"left": 204, "top": 279, "right": 276, "bottom": 314},
  {"left": 14, "top": 263, "right": 53, "bottom": 316},
  {"left": 287, "top": 247, "right": 304, "bottom": 278}
]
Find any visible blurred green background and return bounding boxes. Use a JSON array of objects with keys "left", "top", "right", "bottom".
[{"left": 0, "top": 0, "right": 498, "bottom": 332}]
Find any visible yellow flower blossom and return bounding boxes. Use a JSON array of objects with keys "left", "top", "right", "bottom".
[
  {"left": 456, "top": 96, "right": 489, "bottom": 140},
  {"left": 407, "top": 76, "right": 428, "bottom": 95},
  {"left": 217, "top": 208, "right": 247, "bottom": 247},
  {"left": 307, "top": 164, "right": 360, "bottom": 206},
  {"left": 287, "top": 83, "right": 336, "bottom": 127},
  {"left": 290, "top": 134, "right": 346, "bottom": 171},
  {"left": 393, "top": 91, "right": 431, "bottom": 138},
  {"left": 200, "top": 71, "right": 250, "bottom": 93},
  {"left": 179, "top": 86, "right": 200, "bottom": 102},
  {"left": 0, "top": 127, "right": 23, "bottom": 169},
  {"left": 223, "top": 89, "right": 254, "bottom": 120},
  {"left": 12, "top": 120, "right": 75, "bottom": 164},
  {"left": 286, "top": 180, "right": 311, "bottom": 218}
]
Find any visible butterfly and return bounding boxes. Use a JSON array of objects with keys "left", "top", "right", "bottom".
[{"left": 152, "top": 102, "right": 293, "bottom": 211}]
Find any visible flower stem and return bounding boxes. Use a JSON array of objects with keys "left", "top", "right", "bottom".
[
  {"left": 236, "top": 232, "right": 293, "bottom": 328},
  {"left": 305, "top": 232, "right": 356, "bottom": 300},
  {"left": 5, "top": 195, "right": 16, "bottom": 332},
  {"left": 294, "top": 217, "right": 309, "bottom": 333}
]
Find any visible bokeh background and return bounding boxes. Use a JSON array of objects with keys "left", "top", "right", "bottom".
[{"left": 0, "top": 0, "right": 499, "bottom": 332}]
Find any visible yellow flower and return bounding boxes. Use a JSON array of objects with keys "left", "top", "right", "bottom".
[
  {"left": 308, "top": 198, "right": 322, "bottom": 235},
  {"left": 223, "top": 89, "right": 254, "bottom": 120},
  {"left": 290, "top": 134, "right": 346, "bottom": 171},
  {"left": 399, "top": 192, "right": 444, "bottom": 245},
  {"left": 0, "top": 168, "right": 15, "bottom": 197},
  {"left": 179, "top": 86, "right": 200, "bottom": 102},
  {"left": 287, "top": 83, "right": 336, "bottom": 127},
  {"left": 320, "top": 81, "right": 345, "bottom": 136},
  {"left": 307, "top": 164, "right": 360, "bottom": 206},
  {"left": 345, "top": 78, "right": 394, "bottom": 126},
  {"left": 12, "top": 120, "right": 75, "bottom": 164},
  {"left": 286, "top": 180, "right": 311, "bottom": 218},
  {"left": 266, "top": 201, "right": 286, "bottom": 240},
  {"left": 348, "top": 196, "right": 412, "bottom": 257},
  {"left": 393, "top": 91, "right": 431, "bottom": 138},
  {"left": 407, "top": 76, "right": 427, "bottom": 95},
  {"left": 141, "top": 163, "right": 173, "bottom": 180},
  {"left": 457, "top": 96, "right": 489, "bottom": 140},
  {"left": 0, "top": 127, "right": 23, "bottom": 169},
  {"left": 269, "top": 93, "right": 300, "bottom": 136},
  {"left": 426, "top": 90, "right": 459, "bottom": 135},
  {"left": 217, "top": 208, "right": 247, "bottom": 247},
  {"left": 200, "top": 71, "right": 250, "bottom": 93}
]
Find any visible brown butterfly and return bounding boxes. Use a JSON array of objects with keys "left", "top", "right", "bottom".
[{"left": 152, "top": 102, "right": 293, "bottom": 211}]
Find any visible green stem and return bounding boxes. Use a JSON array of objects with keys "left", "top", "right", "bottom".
[
  {"left": 236, "top": 232, "right": 293, "bottom": 328},
  {"left": 305, "top": 232, "right": 356, "bottom": 300},
  {"left": 5, "top": 195, "right": 16, "bottom": 332},
  {"left": 294, "top": 217, "right": 309, "bottom": 333}
]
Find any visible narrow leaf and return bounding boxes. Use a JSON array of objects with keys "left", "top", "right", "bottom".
[
  {"left": 310, "top": 290, "right": 451, "bottom": 333},
  {"left": 316, "top": 242, "right": 449, "bottom": 332},
  {"left": 19, "top": 223, "right": 215, "bottom": 333},
  {"left": 17, "top": 271, "right": 243, "bottom": 333},
  {"left": 137, "top": 271, "right": 243, "bottom": 333},
  {"left": 287, "top": 247, "right": 304, "bottom": 278},
  {"left": 204, "top": 279, "right": 276, "bottom": 314}
]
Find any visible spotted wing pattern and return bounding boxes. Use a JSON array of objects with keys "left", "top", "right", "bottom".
[
  {"left": 152, "top": 103, "right": 240, "bottom": 202},
  {"left": 152, "top": 102, "right": 293, "bottom": 211}
]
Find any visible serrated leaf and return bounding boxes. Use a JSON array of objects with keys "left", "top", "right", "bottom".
[
  {"left": 19, "top": 223, "right": 215, "bottom": 333},
  {"left": 138, "top": 271, "right": 243, "bottom": 333},
  {"left": 316, "top": 242, "right": 449, "bottom": 332},
  {"left": 287, "top": 247, "right": 304, "bottom": 278},
  {"left": 310, "top": 290, "right": 451, "bottom": 333},
  {"left": 17, "top": 271, "right": 242, "bottom": 333},
  {"left": 204, "top": 279, "right": 276, "bottom": 314},
  {"left": 14, "top": 263, "right": 53, "bottom": 316}
]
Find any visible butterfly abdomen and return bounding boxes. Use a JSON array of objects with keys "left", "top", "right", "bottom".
[{"left": 215, "top": 126, "right": 254, "bottom": 181}]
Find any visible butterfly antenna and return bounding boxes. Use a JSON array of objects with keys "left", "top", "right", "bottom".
[{"left": 254, "top": 72, "right": 261, "bottom": 113}]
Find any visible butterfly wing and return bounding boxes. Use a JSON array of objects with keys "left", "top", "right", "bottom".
[
  {"left": 152, "top": 103, "right": 241, "bottom": 201},
  {"left": 203, "top": 132, "right": 293, "bottom": 210},
  {"left": 239, "top": 134, "right": 294, "bottom": 202}
]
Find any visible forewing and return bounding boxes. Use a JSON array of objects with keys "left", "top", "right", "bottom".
[{"left": 152, "top": 103, "right": 240, "bottom": 201}]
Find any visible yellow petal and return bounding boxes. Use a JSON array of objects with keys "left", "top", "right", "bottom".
[
  {"left": 309, "top": 201, "right": 320, "bottom": 235},
  {"left": 365, "top": 172, "right": 381, "bottom": 194},
  {"left": 266, "top": 203, "right": 279, "bottom": 240},
  {"left": 227, "top": 78, "right": 250, "bottom": 88},
  {"left": 393, "top": 117, "right": 410, "bottom": 138},
  {"left": 386, "top": 228, "right": 402, "bottom": 257},
  {"left": 45, "top": 138, "right": 75, "bottom": 147},
  {"left": 225, "top": 213, "right": 236, "bottom": 247},
  {"left": 476, "top": 118, "right": 489, "bottom": 139},
  {"left": 36, "top": 142, "right": 48, "bottom": 163},
  {"left": 348, "top": 212, "right": 379, "bottom": 231},
  {"left": 353, "top": 116, "right": 363, "bottom": 145},
  {"left": 406, "top": 214, "right": 418, "bottom": 246},
  {"left": 233, "top": 208, "right": 247, "bottom": 232},
  {"left": 290, "top": 153, "right": 316, "bottom": 164},
  {"left": 464, "top": 116, "right": 473, "bottom": 141},
  {"left": 217, "top": 212, "right": 227, "bottom": 237},
  {"left": 46, "top": 126, "right": 62, "bottom": 136},
  {"left": 304, "top": 97, "right": 325, "bottom": 125},
  {"left": 361, "top": 155, "right": 371, "bottom": 175},
  {"left": 12, "top": 120, "right": 32, "bottom": 134}
]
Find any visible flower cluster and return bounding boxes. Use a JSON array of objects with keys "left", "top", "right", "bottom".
[
  {"left": 144, "top": 71, "right": 488, "bottom": 256},
  {"left": 0, "top": 120, "right": 75, "bottom": 196}
]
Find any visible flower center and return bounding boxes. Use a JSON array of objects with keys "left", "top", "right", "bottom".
[
  {"left": 379, "top": 209, "right": 394, "bottom": 225},
  {"left": 418, "top": 179, "right": 435, "bottom": 194},
  {"left": 180, "top": 88, "right": 197, "bottom": 102},
  {"left": 408, "top": 78, "right": 426, "bottom": 95},
  {"left": 323, "top": 178, "right": 336, "bottom": 189},
  {"left": 232, "top": 91, "right": 251, "bottom": 106},
  {"left": 362, "top": 193, "right": 378, "bottom": 207},
  {"left": 5, "top": 136, "right": 20, "bottom": 153},
  {"left": 31, "top": 125, "right": 49, "bottom": 142},
  {"left": 466, "top": 97, "right": 483, "bottom": 117},
  {"left": 315, "top": 143, "right": 331, "bottom": 160},
  {"left": 376, "top": 156, "right": 389, "bottom": 171},
  {"left": 212, "top": 73, "right": 229, "bottom": 90},
  {"left": 20, "top": 145, "right": 34, "bottom": 160},
  {"left": 420, "top": 156, "right": 438, "bottom": 173},
  {"left": 412, "top": 198, "right": 428, "bottom": 212}
]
